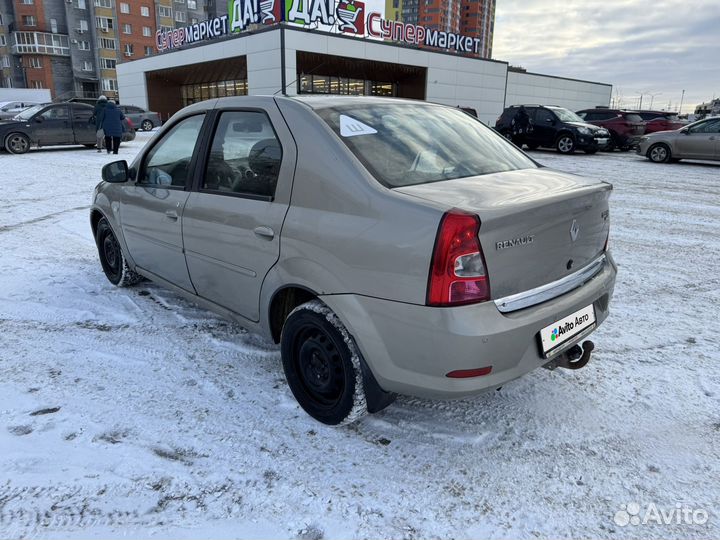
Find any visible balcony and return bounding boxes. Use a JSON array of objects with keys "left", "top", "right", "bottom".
[{"left": 11, "top": 31, "right": 70, "bottom": 56}]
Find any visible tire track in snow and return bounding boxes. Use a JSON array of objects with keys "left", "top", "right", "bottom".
[{"left": 0, "top": 205, "right": 90, "bottom": 233}]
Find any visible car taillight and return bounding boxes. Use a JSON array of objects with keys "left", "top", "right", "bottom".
[
  {"left": 427, "top": 210, "right": 490, "bottom": 307},
  {"left": 126, "top": 118, "right": 135, "bottom": 129}
]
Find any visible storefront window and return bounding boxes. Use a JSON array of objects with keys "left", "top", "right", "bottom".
[
  {"left": 180, "top": 79, "right": 248, "bottom": 107},
  {"left": 298, "top": 74, "right": 396, "bottom": 97}
]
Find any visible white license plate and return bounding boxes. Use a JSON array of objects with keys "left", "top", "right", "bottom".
[
  {"left": 539, "top": 304, "right": 596, "bottom": 356},
  {"left": 596, "top": 138, "right": 609, "bottom": 145}
]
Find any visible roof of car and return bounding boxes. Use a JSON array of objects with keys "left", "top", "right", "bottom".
[{"left": 283, "top": 95, "right": 440, "bottom": 110}]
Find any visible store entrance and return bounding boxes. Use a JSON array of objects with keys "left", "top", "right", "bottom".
[
  {"left": 295, "top": 51, "right": 426, "bottom": 99},
  {"left": 145, "top": 56, "right": 248, "bottom": 120}
]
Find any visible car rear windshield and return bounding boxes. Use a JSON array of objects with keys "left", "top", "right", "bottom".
[{"left": 316, "top": 103, "right": 537, "bottom": 188}]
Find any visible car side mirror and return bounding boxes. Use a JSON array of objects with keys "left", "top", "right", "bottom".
[
  {"left": 34, "top": 116, "right": 44, "bottom": 123},
  {"left": 102, "top": 160, "right": 130, "bottom": 183},
  {"left": 680, "top": 128, "right": 689, "bottom": 134}
]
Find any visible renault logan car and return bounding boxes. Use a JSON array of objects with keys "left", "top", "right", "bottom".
[
  {"left": 637, "top": 116, "right": 720, "bottom": 163},
  {"left": 91, "top": 96, "right": 617, "bottom": 425}
]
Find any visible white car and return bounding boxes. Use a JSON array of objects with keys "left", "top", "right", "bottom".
[{"left": 0, "top": 100, "right": 41, "bottom": 120}]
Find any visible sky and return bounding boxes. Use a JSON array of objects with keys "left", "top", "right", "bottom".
[{"left": 492, "top": 0, "right": 720, "bottom": 113}]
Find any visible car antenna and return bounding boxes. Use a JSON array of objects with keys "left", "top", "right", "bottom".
[{"left": 274, "top": 62, "right": 327, "bottom": 96}]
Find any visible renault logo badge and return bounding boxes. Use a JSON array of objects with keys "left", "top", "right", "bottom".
[{"left": 570, "top": 219, "right": 580, "bottom": 242}]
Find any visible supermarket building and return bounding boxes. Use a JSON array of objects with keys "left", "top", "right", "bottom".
[{"left": 117, "top": 7, "right": 612, "bottom": 126}]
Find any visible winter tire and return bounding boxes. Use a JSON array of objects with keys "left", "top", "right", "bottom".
[
  {"left": 141, "top": 119, "right": 154, "bottom": 131},
  {"left": 4, "top": 132, "right": 30, "bottom": 154},
  {"left": 281, "top": 300, "right": 368, "bottom": 425},
  {"left": 648, "top": 143, "right": 671, "bottom": 163},
  {"left": 556, "top": 134, "right": 575, "bottom": 154},
  {"left": 95, "top": 217, "right": 143, "bottom": 286}
]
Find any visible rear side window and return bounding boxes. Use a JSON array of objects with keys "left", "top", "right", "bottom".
[
  {"left": 317, "top": 103, "right": 536, "bottom": 188},
  {"left": 140, "top": 114, "right": 205, "bottom": 187},
  {"left": 203, "top": 111, "right": 282, "bottom": 198}
]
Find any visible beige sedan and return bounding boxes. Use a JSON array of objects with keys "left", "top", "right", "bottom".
[{"left": 637, "top": 117, "right": 720, "bottom": 163}]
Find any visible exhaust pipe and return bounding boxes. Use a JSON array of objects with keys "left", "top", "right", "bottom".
[{"left": 543, "top": 340, "right": 595, "bottom": 370}]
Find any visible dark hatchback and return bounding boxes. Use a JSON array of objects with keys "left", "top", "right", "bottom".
[
  {"left": 0, "top": 102, "right": 135, "bottom": 154},
  {"left": 496, "top": 105, "right": 611, "bottom": 154}
]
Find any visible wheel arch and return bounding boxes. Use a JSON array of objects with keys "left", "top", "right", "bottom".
[{"left": 267, "top": 284, "right": 320, "bottom": 343}]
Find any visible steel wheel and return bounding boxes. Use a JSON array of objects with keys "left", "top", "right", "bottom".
[
  {"left": 556, "top": 135, "right": 575, "bottom": 154},
  {"left": 5, "top": 133, "right": 30, "bottom": 154},
  {"left": 281, "top": 300, "right": 368, "bottom": 425},
  {"left": 648, "top": 144, "right": 670, "bottom": 163},
  {"left": 95, "top": 217, "right": 143, "bottom": 286},
  {"left": 141, "top": 119, "right": 153, "bottom": 131}
]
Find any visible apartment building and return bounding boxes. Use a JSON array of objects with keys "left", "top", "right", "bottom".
[
  {"left": 0, "top": 0, "right": 209, "bottom": 98},
  {"left": 385, "top": 0, "right": 495, "bottom": 58}
]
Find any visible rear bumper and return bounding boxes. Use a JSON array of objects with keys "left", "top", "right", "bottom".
[{"left": 321, "top": 253, "right": 617, "bottom": 399}]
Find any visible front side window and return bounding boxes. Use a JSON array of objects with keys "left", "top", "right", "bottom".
[
  {"left": 534, "top": 108, "right": 555, "bottom": 124},
  {"left": 689, "top": 119, "right": 720, "bottom": 134},
  {"left": 317, "top": 103, "right": 536, "bottom": 188},
  {"left": 40, "top": 105, "right": 69, "bottom": 120},
  {"left": 203, "top": 111, "right": 282, "bottom": 198},
  {"left": 141, "top": 114, "right": 205, "bottom": 187}
]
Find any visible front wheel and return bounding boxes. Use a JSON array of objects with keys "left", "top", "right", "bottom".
[
  {"left": 556, "top": 134, "right": 576, "bottom": 154},
  {"left": 281, "top": 300, "right": 368, "bottom": 425},
  {"left": 648, "top": 143, "right": 671, "bottom": 163},
  {"left": 95, "top": 217, "right": 143, "bottom": 286},
  {"left": 141, "top": 119, "right": 154, "bottom": 131},
  {"left": 4, "top": 132, "right": 30, "bottom": 154}
]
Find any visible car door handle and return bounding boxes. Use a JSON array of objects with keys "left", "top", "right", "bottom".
[
  {"left": 165, "top": 210, "right": 178, "bottom": 220},
  {"left": 253, "top": 226, "right": 274, "bottom": 240}
]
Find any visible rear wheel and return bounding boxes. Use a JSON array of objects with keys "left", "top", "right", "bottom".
[
  {"left": 648, "top": 143, "right": 671, "bottom": 163},
  {"left": 281, "top": 300, "right": 368, "bottom": 425},
  {"left": 141, "top": 119, "right": 154, "bottom": 131},
  {"left": 95, "top": 217, "right": 143, "bottom": 286},
  {"left": 556, "top": 134, "right": 575, "bottom": 154},
  {"left": 4, "top": 132, "right": 30, "bottom": 154}
]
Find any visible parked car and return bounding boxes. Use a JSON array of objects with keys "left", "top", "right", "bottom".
[
  {"left": 576, "top": 108, "right": 646, "bottom": 150},
  {"left": 632, "top": 111, "right": 687, "bottom": 134},
  {"left": 637, "top": 117, "right": 720, "bottom": 163},
  {"left": 496, "top": 105, "right": 611, "bottom": 154},
  {"left": 118, "top": 105, "right": 162, "bottom": 131},
  {"left": 121, "top": 117, "right": 136, "bottom": 142},
  {"left": 0, "top": 102, "right": 97, "bottom": 154},
  {"left": 0, "top": 100, "right": 41, "bottom": 120},
  {"left": 91, "top": 96, "right": 616, "bottom": 425}
]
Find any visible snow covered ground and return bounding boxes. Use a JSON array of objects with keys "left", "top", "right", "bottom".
[{"left": 0, "top": 133, "right": 718, "bottom": 539}]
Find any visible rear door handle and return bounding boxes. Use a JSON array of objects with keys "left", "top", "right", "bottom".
[
  {"left": 165, "top": 209, "right": 178, "bottom": 220},
  {"left": 253, "top": 226, "right": 274, "bottom": 240}
]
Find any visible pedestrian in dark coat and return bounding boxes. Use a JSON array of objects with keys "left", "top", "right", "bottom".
[
  {"left": 512, "top": 105, "right": 532, "bottom": 136},
  {"left": 93, "top": 95, "right": 107, "bottom": 152},
  {"left": 101, "top": 100, "right": 125, "bottom": 155}
]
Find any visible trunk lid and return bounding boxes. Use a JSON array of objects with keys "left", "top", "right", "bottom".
[{"left": 395, "top": 168, "right": 611, "bottom": 299}]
